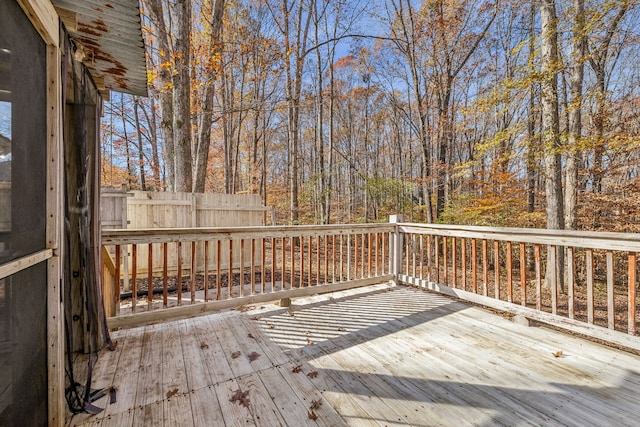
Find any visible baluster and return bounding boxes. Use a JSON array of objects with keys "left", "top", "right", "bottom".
[
  {"left": 482, "top": 240, "right": 488, "bottom": 296},
  {"left": 148, "top": 243, "right": 153, "bottom": 308},
  {"left": 300, "top": 236, "right": 305, "bottom": 288},
  {"left": 176, "top": 242, "right": 181, "bottom": 305},
  {"left": 132, "top": 244, "right": 137, "bottom": 312},
  {"left": 261, "top": 238, "right": 266, "bottom": 294},
  {"left": 567, "top": 247, "right": 575, "bottom": 318},
  {"left": 461, "top": 238, "right": 467, "bottom": 291},
  {"left": 251, "top": 238, "right": 256, "bottom": 295},
  {"left": 216, "top": 240, "right": 221, "bottom": 300},
  {"left": 204, "top": 241, "right": 209, "bottom": 302},
  {"left": 191, "top": 242, "right": 196, "bottom": 304},
  {"left": 452, "top": 237, "right": 457, "bottom": 288},
  {"left": 471, "top": 238, "right": 477, "bottom": 293},
  {"left": 535, "top": 244, "right": 541, "bottom": 311},
  {"left": 506, "top": 241, "right": 512, "bottom": 303},
  {"left": 443, "top": 237, "right": 448, "bottom": 285},
  {"left": 115, "top": 245, "right": 121, "bottom": 313},
  {"left": 549, "top": 245, "right": 558, "bottom": 315},
  {"left": 427, "top": 235, "right": 432, "bottom": 282},
  {"left": 607, "top": 251, "right": 614, "bottom": 329},
  {"left": 290, "top": 236, "right": 295, "bottom": 289},
  {"left": 628, "top": 253, "right": 636, "bottom": 335},
  {"left": 494, "top": 241, "right": 500, "bottom": 300},
  {"left": 325, "top": 235, "right": 330, "bottom": 282},
  {"left": 519, "top": 242, "right": 526, "bottom": 306}
]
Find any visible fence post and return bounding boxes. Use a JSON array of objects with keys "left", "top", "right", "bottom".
[{"left": 390, "top": 214, "right": 404, "bottom": 284}]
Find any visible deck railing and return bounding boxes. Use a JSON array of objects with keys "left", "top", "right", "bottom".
[
  {"left": 101, "top": 224, "right": 394, "bottom": 328},
  {"left": 395, "top": 222, "right": 640, "bottom": 351},
  {"left": 101, "top": 220, "right": 640, "bottom": 351}
]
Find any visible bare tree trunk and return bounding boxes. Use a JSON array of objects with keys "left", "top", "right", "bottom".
[
  {"left": 194, "top": 0, "right": 225, "bottom": 193},
  {"left": 146, "top": 0, "right": 175, "bottom": 191},
  {"left": 133, "top": 96, "right": 146, "bottom": 190},
  {"left": 121, "top": 94, "right": 134, "bottom": 188},
  {"left": 565, "top": 0, "right": 585, "bottom": 230},
  {"left": 172, "top": 0, "right": 193, "bottom": 192},
  {"left": 587, "top": 0, "right": 629, "bottom": 194},
  {"left": 540, "top": 0, "right": 565, "bottom": 291},
  {"left": 139, "top": 97, "right": 161, "bottom": 188}
]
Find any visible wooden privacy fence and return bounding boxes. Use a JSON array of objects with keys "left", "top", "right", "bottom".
[
  {"left": 102, "top": 224, "right": 394, "bottom": 328},
  {"left": 396, "top": 223, "right": 640, "bottom": 351},
  {"left": 100, "top": 190, "right": 274, "bottom": 281}
]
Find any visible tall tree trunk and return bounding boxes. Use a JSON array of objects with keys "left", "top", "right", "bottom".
[
  {"left": 133, "top": 96, "right": 147, "bottom": 190},
  {"left": 139, "top": 97, "right": 162, "bottom": 188},
  {"left": 173, "top": 0, "right": 193, "bottom": 192},
  {"left": 565, "top": 0, "right": 585, "bottom": 230},
  {"left": 194, "top": 0, "right": 226, "bottom": 193},
  {"left": 146, "top": 0, "right": 175, "bottom": 191},
  {"left": 587, "top": 0, "right": 629, "bottom": 194},
  {"left": 121, "top": 94, "right": 134, "bottom": 187},
  {"left": 540, "top": 0, "right": 565, "bottom": 290}
]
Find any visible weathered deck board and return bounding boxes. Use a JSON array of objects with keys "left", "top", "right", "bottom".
[{"left": 70, "top": 284, "right": 640, "bottom": 427}]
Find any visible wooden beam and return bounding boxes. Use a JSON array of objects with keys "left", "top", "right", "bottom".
[
  {"left": 46, "top": 42, "right": 64, "bottom": 427},
  {"left": 399, "top": 223, "right": 640, "bottom": 252},
  {"left": 0, "top": 249, "right": 53, "bottom": 280},
  {"left": 103, "top": 224, "right": 395, "bottom": 246},
  {"left": 53, "top": 6, "right": 76, "bottom": 32},
  {"left": 17, "top": 0, "right": 58, "bottom": 46},
  {"left": 107, "top": 275, "right": 394, "bottom": 330}
]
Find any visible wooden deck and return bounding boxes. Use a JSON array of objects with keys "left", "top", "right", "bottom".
[{"left": 68, "top": 284, "right": 640, "bottom": 426}]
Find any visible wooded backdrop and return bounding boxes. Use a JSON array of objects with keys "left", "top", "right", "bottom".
[{"left": 99, "top": 0, "right": 640, "bottom": 231}]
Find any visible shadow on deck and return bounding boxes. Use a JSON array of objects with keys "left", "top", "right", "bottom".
[{"left": 68, "top": 284, "right": 640, "bottom": 426}]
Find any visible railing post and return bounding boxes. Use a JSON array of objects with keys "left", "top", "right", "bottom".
[{"left": 390, "top": 215, "right": 404, "bottom": 284}]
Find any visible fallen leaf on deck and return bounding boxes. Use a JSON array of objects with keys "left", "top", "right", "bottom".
[
  {"left": 166, "top": 388, "right": 179, "bottom": 398},
  {"left": 552, "top": 351, "right": 563, "bottom": 358},
  {"left": 308, "top": 410, "right": 318, "bottom": 420},
  {"left": 200, "top": 341, "right": 209, "bottom": 349},
  {"left": 292, "top": 365, "right": 303, "bottom": 373},
  {"left": 286, "top": 311, "right": 295, "bottom": 317},
  {"left": 305, "top": 330, "right": 311, "bottom": 336},
  {"left": 231, "top": 351, "right": 241, "bottom": 359},
  {"left": 247, "top": 333, "right": 256, "bottom": 339},
  {"left": 306, "top": 338, "right": 314, "bottom": 345},
  {"left": 307, "top": 370, "right": 318, "bottom": 378},
  {"left": 337, "top": 327, "right": 345, "bottom": 332},
  {"left": 236, "top": 305, "right": 256, "bottom": 312},
  {"left": 248, "top": 351, "right": 261, "bottom": 362},
  {"left": 230, "top": 389, "right": 251, "bottom": 408},
  {"left": 266, "top": 322, "right": 275, "bottom": 329},
  {"left": 310, "top": 399, "right": 322, "bottom": 410},
  {"left": 251, "top": 316, "right": 260, "bottom": 321}
]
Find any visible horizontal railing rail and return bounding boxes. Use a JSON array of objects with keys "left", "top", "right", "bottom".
[
  {"left": 102, "top": 224, "right": 394, "bottom": 329},
  {"left": 396, "top": 222, "right": 640, "bottom": 351}
]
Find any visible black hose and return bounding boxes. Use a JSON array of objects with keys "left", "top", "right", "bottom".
[{"left": 119, "top": 284, "right": 186, "bottom": 300}]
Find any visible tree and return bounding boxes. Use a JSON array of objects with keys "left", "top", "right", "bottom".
[
  {"left": 540, "top": 0, "right": 565, "bottom": 290},
  {"left": 194, "top": 0, "right": 226, "bottom": 192},
  {"left": 564, "top": 0, "right": 586, "bottom": 230}
]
